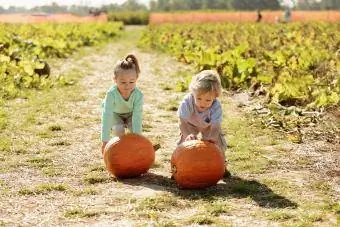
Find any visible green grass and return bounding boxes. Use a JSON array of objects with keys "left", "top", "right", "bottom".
[
  {"left": 88, "top": 163, "right": 106, "bottom": 172},
  {"left": 36, "top": 130, "right": 54, "bottom": 138},
  {"left": 173, "top": 70, "right": 192, "bottom": 93},
  {"left": 142, "top": 122, "right": 153, "bottom": 132},
  {"left": 71, "top": 187, "right": 98, "bottom": 196},
  {"left": 0, "top": 179, "right": 9, "bottom": 194},
  {"left": 0, "top": 137, "right": 11, "bottom": 153},
  {"left": 187, "top": 214, "right": 215, "bottom": 225},
  {"left": 204, "top": 201, "right": 231, "bottom": 216},
  {"left": 132, "top": 194, "right": 185, "bottom": 221},
  {"left": 27, "top": 157, "right": 53, "bottom": 168},
  {"left": 48, "top": 124, "right": 62, "bottom": 131},
  {"left": 135, "top": 194, "right": 183, "bottom": 212},
  {"left": 83, "top": 172, "right": 111, "bottom": 184},
  {"left": 310, "top": 180, "right": 332, "bottom": 195},
  {"left": 158, "top": 98, "right": 180, "bottom": 111},
  {"left": 49, "top": 140, "right": 71, "bottom": 146},
  {"left": 265, "top": 210, "right": 295, "bottom": 221},
  {"left": 159, "top": 83, "right": 173, "bottom": 91},
  {"left": 0, "top": 108, "right": 7, "bottom": 130},
  {"left": 42, "top": 166, "right": 63, "bottom": 177},
  {"left": 19, "top": 183, "right": 68, "bottom": 195},
  {"left": 64, "top": 207, "right": 102, "bottom": 218}
]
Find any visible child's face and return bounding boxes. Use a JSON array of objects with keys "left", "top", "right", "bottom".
[
  {"left": 114, "top": 71, "right": 137, "bottom": 98},
  {"left": 193, "top": 91, "right": 216, "bottom": 112}
]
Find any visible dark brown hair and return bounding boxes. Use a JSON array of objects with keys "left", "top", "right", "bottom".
[{"left": 114, "top": 54, "right": 140, "bottom": 79}]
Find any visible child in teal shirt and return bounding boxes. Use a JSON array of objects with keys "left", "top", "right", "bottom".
[{"left": 101, "top": 54, "right": 143, "bottom": 153}]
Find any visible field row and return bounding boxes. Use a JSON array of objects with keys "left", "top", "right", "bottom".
[
  {"left": 0, "top": 22, "right": 123, "bottom": 99},
  {"left": 140, "top": 22, "right": 339, "bottom": 132}
]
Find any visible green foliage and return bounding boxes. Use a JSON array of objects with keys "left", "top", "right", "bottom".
[
  {"left": 140, "top": 22, "right": 340, "bottom": 109},
  {"left": 108, "top": 11, "right": 149, "bottom": 25},
  {"left": 0, "top": 22, "right": 123, "bottom": 100},
  {"left": 175, "top": 73, "right": 192, "bottom": 92}
]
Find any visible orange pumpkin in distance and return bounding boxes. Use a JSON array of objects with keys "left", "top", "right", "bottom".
[
  {"left": 171, "top": 140, "right": 225, "bottom": 189},
  {"left": 103, "top": 134, "right": 155, "bottom": 178}
]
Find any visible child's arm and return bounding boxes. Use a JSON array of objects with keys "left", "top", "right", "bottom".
[
  {"left": 203, "top": 101, "right": 223, "bottom": 143},
  {"left": 203, "top": 124, "right": 222, "bottom": 143},
  {"left": 132, "top": 93, "right": 143, "bottom": 134},
  {"left": 179, "top": 118, "right": 199, "bottom": 141},
  {"left": 101, "top": 142, "right": 108, "bottom": 154},
  {"left": 101, "top": 92, "right": 115, "bottom": 143}
]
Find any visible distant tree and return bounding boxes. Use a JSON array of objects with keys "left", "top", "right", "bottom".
[
  {"left": 322, "top": 0, "right": 340, "bottom": 9},
  {"left": 149, "top": 0, "right": 281, "bottom": 11},
  {"left": 232, "top": 0, "right": 280, "bottom": 10},
  {"left": 121, "top": 0, "right": 148, "bottom": 11},
  {"left": 7, "top": 6, "right": 27, "bottom": 13},
  {"left": 296, "top": 0, "right": 339, "bottom": 10},
  {"left": 150, "top": 0, "right": 158, "bottom": 11},
  {"left": 100, "top": 4, "right": 122, "bottom": 12}
]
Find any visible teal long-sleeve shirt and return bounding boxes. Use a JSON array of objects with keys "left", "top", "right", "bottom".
[{"left": 101, "top": 85, "right": 143, "bottom": 142}]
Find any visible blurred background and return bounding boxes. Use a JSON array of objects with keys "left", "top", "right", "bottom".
[{"left": 0, "top": 0, "right": 339, "bottom": 24}]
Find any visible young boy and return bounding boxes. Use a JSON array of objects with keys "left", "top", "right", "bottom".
[{"left": 177, "top": 70, "right": 230, "bottom": 177}]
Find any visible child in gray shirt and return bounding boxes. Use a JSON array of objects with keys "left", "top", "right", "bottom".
[{"left": 177, "top": 70, "right": 230, "bottom": 177}]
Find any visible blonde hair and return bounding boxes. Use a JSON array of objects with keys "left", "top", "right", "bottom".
[
  {"left": 189, "top": 70, "right": 222, "bottom": 97},
  {"left": 114, "top": 54, "right": 140, "bottom": 79}
]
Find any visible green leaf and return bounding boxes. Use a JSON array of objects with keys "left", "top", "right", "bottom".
[
  {"left": 0, "top": 55, "right": 10, "bottom": 63},
  {"left": 24, "top": 64, "right": 34, "bottom": 76}
]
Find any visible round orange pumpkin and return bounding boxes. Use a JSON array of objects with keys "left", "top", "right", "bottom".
[
  {"left": 103, "top": 133, "right": 155, "bottom": 178},
  {"left": 171, "top": 140, "right": 225, "bottom": 189}
]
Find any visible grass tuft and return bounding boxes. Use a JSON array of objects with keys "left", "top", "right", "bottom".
[{"left": 19, "top": 183, "right": 67, "bottom": 195}]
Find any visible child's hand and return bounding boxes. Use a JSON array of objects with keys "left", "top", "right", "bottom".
[
  {"left": 101, "top": 142, "right": 108, "bottom": 154},
  {"left": 185, "top": 134, "right": 197, "bottom": 141}
]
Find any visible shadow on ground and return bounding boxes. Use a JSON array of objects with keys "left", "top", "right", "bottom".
[{"left": 117, "top": 172, "right": 298, "bottom": 209}]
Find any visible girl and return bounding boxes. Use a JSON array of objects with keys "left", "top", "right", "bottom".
[
  {"left": 177, "top": 70, "right": 230, "bottom": 177},
  {"left": 101, "top": 54, "right": 143, "bottom": 153}
]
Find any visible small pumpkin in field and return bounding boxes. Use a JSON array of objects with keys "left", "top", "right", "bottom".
[
  {"left": 103, "top": 133, "right": 155, "bottom": 178},
  {"left": 171, "top": 140, "right": 225, "bottom": 189}
]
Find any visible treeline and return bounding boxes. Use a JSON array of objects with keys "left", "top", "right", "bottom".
[
  {"left": 0, "top": 0, "right": 339, "bottom": 15},
  {"left": 0, "top": 0, "right": 147, "bottom": 15},
  {"left": 149, "top": 0, "right": 280, "bottom": 11},
  {"left": 149, "top": 0, "right": 340, "bottom": 11}
]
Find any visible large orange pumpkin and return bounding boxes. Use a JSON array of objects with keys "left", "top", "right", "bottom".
[
  {"left": 171, "top": 140, "right": 225, "bottom": 189},
  {"left": 103, "top": 133, "right": 155, "bottom": 178}
]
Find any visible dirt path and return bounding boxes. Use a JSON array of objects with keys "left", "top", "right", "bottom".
[{"left": 0, "top": 26, "right": 339, "bottom": 226}]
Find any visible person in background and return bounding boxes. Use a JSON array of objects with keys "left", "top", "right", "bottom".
[{"left": 256, "top": 9, "right": 262, "bottom": 22}]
